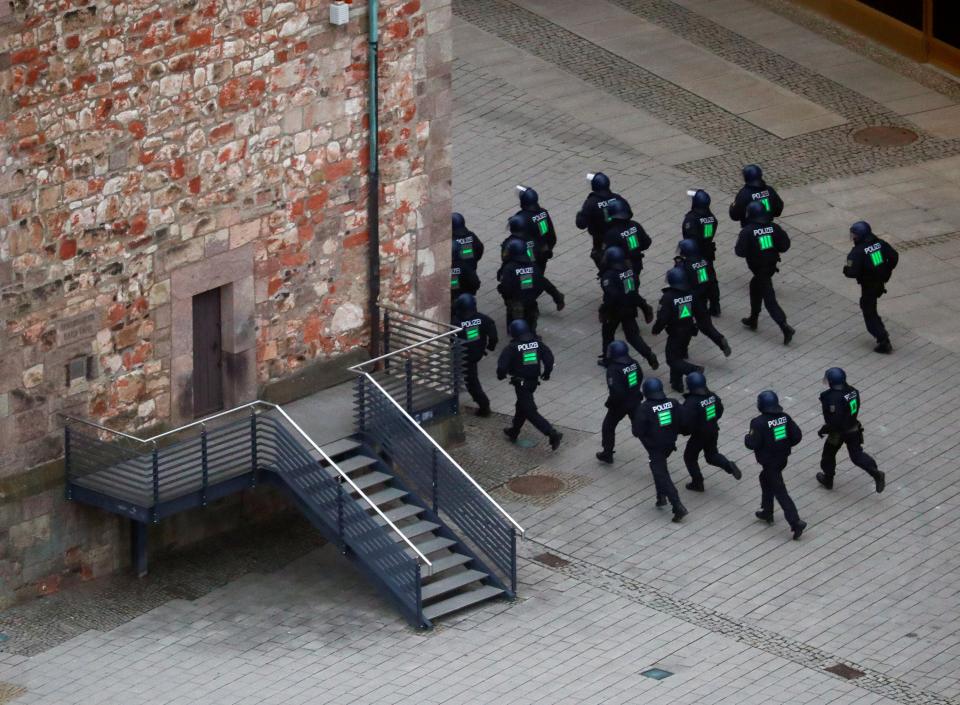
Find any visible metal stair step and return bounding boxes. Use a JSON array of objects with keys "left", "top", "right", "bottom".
[
  {"left": 407, "top": 536, "right": 455, "bottom": 557},
  {"left": 388, "top": 520, "right": 439, "bottom": 542},
  {"left": 346, "top": 471, "right": 391, "bottom": 492},
  {"left": 312, "top": 437, "right": 361, "bottom": 459},
  {"left": 373, "top": 504, "right": 423, "bottom": 524},
  {"left": 329, "top": 455, "right": 378, "bottom": 474},
  {"left": 422, "top": 585, "right": 504, "bottom": 620},
  {"left": 421, "top": 569, "right": 487, "bottom": 601},
  {"left": 363, "top": 487, "right": 407, "bottom": 507},
  {"left": 424, "top": 552, "right": 473, "bottom": 576}
]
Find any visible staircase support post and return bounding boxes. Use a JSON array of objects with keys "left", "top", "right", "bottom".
[
  {"left": 131, "top": 520, "right": 148, "bottom": 578},
  {"left": 200, "top": 424, "right": 208, "bottom": 507},
  {"left": 64, "top": 425, "right": 72, "bottom": 501},
  {"left": 431, "top": 447, "right": 439, "bottom": 515},
  {"left": 510, "top": 529, "right": 517, "bottom": 595},
  {"left": 337, "top": 480, "right": 346, "bottom": 555},
  {"left": 357, "top": 377, "right": 366, "bottom": 434},
  {"left": 383, "top": 310, "right": 391, "bottom": 371},
  {"left": 404, "top": 357, "right": 414, "bottom": 413},
  {"left": 150, "top": 443, "right": 160, "bottom": 523},
  {"left": 249, "top": 410, "right": 258, "bottom": 487}
]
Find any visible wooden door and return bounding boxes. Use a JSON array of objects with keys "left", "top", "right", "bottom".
[{"left": 192, "top": 287, "right": 224, "bottom": 417}]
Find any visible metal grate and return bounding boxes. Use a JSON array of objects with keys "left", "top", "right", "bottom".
[
  {"left": 533, "top": 552, "right": 569, "bottom": 568},
  {"left": 640, "top": 668, "right": 674, "bottom": 680},
  {"left": 826, "top": 663, "right": 865, "bottom": 680},
  {"left": 894, "top": 231, "right": 960, "bottom": 251},
  {"left": 507, "top": 474, "right": 565, "bottom": 496},
  {"left": 852, "top": 126, "right": 918, "bottom": 147}
]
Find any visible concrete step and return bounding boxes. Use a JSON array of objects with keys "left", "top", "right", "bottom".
[{"left": 422, "top": 585, "right": 504, "bottom": 621}]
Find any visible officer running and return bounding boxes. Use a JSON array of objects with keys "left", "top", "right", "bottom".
[
  {"left": 682, "top": 189, "right": 721, "bottom": 315},
  {"left": 598, "top": 246, "right": 659, "bottom": 370},
  {"left": 679, "top": 371, "right": 741, "bottom": 492},
  {"left": 497, "top": 320, "right": 562, "bottom": 450},
  {"left": 652, "top": 267, "right": 704, "bottom": 393},
  {"left": 817, "top": 367, "right": 885, "bottom": 493},
  {"left": 576, "top": 172, "right": 634, "bottom": 270},
  {"left": 451, "top": 212, "right": 484, "bottom": 302},
  {"left": 500, "top": 215, "right": 565, "bottom": 311},
  {"left": 514, "top": 186, "right": 558, "bottom": 271},
  {"left": 675, "top": 238, "right": 732, "bottom": 357},
  {"left": 745, "top": 390, "right": 806, "bottom": 540},
  {"left": 497, "top": 238, "right": 545, "bottom": 335},
  {"left": 601, "top": 198, "right": 654, "bottom": 321},
  {"left": 735, "top": 201, "right": 795, "bottom": 345},
  {"left": 633, "top": 377, "right": 688, "bottom": 522},
  {"left": 452, "top": 293, "right": 498, "bottom": 418},
  {"left": 728, "top": 164, "right": 784, "bottom": 227},
  {"left": 596, "top": 340, "right": 643, "bottom": 465},
  {"left": 843, "top": 221, "right": 899, "bottom": 354}
]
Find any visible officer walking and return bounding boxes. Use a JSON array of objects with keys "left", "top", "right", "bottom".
[
  {"left": 675, "top": 239, "right": 732, "bottom": 357},
  {"left": 682, "top": 189, "right": 721, "bottom": 315},
  {"left": 497, "top": 238, "right": 545, "bottom": 335},
  {"left": 735, "top": 201, "right": 795, "bottom": 345},
  {"left": 729, "top": 164, "right": 784, "bottom": 227},
  {"left": 576, "top": 172, "right": 634, "bottom": 270},
  {"left": 652, "top": 267, "right": 704, "bottom": 393},
  {"left": 633, "top": 377, "right": 688, "bottom": 522},
  {"left": 497, "top": 320, "right": 563, "bottom": 450},
  {"left": 598, "top": 246, "right": 659, "bottom": 370},
  {"left": 679, "top": 371, "right": 741, "bottom": 492},
  {"left": 745, "top": 390, "right": 806, "bottom": 540},
  {"left": 817, "top": 367, "right": 885, "bottom": 493},
  {"left": 451, "top": 213, "right": 483, "bottom": 301},
  {"left": 452, "top": 293, "right": 498, "bottom": 418},
  {"left": 843, "top": 221, "right": 899, "bottom": 354},
  {"left": 601, "top": 199, "right": 654, "bottom": 321},
  {"left": 596, "top": 340, "right": 643, "bottom": 465},
  {"left": 500, "top": 216, "right": 566, "bottom": 311},
  {"left": 514, "top": 186, "right": 558, "bottom": 271}
]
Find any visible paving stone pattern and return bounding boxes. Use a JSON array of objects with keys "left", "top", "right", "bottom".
[{"left": 452, "top": 0, "right": 960, "bottom": 188}]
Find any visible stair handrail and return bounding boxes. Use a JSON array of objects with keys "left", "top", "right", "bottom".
[
  {"left": 60, "top": 401, "right": 433, "bottom": 569},
  {"left": 378, "top": 301, "right": 460, "bottom": 331},
  {"left": 352, "top": 371, "right": 526, "bottom": 537}
]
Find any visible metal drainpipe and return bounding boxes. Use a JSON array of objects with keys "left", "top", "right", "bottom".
[{"left": 366, "top": 0, "right": 382, "bottom": 361}]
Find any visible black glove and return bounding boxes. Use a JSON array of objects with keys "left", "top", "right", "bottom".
[
  {"left": 497, "top": 372, "right": 506, "bottom": 381},
  {"left": 817, "top": 425, "right": 829, "bottom": 439},
  {"left": 541, "top": 372, "right": 551, "bottom": 381},
  {"left": 486, "top": 342, "right": 496, "bottom": 352}
]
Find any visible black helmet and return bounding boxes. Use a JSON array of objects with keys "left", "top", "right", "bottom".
[
  {"left": 824, "top": 367, "right": 846, "bottom": 389},
  {"left": 591, "top": 172, "right": 610, "bottom": 191},
  {"left": 685, "top": 371, "right": 707, "bottom": 393},
  {"left": 742, "top": 164, "right": 763, "bottom": 185},
  {"left": 756, "top": 390, "right": 780, "bottom": 413},
  {"left": 850, "top": 221, "right": 873, "bottom": 243},
  {"left": 745, "top": 200, "right": 770, "bottom": 223},
  {"left": 454, "top": 293, "right": 476, "bottom": 315},
  {"left": 641, "top": 377, "right": 665, "bottom": 400},
  {"left": 508, "top": 319, "right": 530, "bottom": 339},
  {"left": 519, "top": 187, "right": 539, "bottom": 209},
  {"left": 606, "top": 198, "right": 630, "bottom": 221},
  {"left": 692, "top": 189, "right": 711, "bottom": 209},
  {"left": 606, "top": 340, "right": 629, "bottom": 362},
  {"left": 666, "top": 266, "right": 690, "bottom": 291},
  {"left": 452, "top": 212, "right": 465, "bottom": 230},
  {"left": 676, "top": 238, "right": 700, "bottom": 259},
  {"left": 507, "top": 214, "right": 526, "bottom": 235},
  {"left": 603, "top": 246, "right": 625, "bottom": 266},
  {"left": 505, "top": 237, "right": 526, "bottom": 258}
]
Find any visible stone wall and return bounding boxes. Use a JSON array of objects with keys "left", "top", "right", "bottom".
[{"left": 0, "top": 0, "right": 452, "bottom": 604}]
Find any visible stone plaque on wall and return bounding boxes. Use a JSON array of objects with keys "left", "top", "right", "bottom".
[{"left": 57, "top": 312, "right": 98, "bottom": 347}]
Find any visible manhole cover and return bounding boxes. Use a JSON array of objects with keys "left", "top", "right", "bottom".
[
  {"left": 852, "top": 126, "right": 918, "bottom": 146},
  {"left": 507, "top": 474, "right": 565, "bottom": 496},
  {"left": 516, "top": 438, "right": 538, "bottom": 448},
  {"left": 533, "top": 552, "right": 570, "bottom": 568},
  {"left": 825, "top": 663, "right": 865, "bottom": 680},
  {"left": 640, "top": 668, "right": 674, "bottom": 680}
]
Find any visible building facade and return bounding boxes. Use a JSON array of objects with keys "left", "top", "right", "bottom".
[{"left": 0, "top": 0, "right": 452, "bottom": 604}]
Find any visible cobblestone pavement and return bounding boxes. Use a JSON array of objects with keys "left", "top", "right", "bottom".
[{"left": 2, "top": 2, "right": 960, "bottom": 703}]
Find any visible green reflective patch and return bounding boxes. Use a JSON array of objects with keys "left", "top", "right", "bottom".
[
  {"left": 538, "top": 219, "right": 549, "bottom": 236},
  {"left": 627, "top": 370, "right": 638, "bottom": 387},
  {"left": 678, "top": 303, "right": 692, "bottom": 319},
  {"left": 773, "top": 424, "right": 787, "bottom": 441},
  {"left": 451, "top": 277, "right": 459, "bottom": 288},
  {"left": 627, "top": 234, "right": 639, "bottom": 250},
  {"left": 705, "top": 403, "right": 716, "bottom": 421},
  {"left": 520, "top": 276, "right": 533, "bottom": 289},
  {"left": 761, "top": 197, "right": 770, "bottom": 211},
  {"left": 657, "top": 410, "right": 672, "bottom": 426},
  {"left": 465, "top": 327, "right": 479, "bottom": 341},
  {"left": 703, "top": 223, "right": 714, "bottom": 239},
  {"left": 870, "top": 250, "right": 884, "bottom": 267},
  {"left": 522, "top": 351, "right": 538, "bottom": 365},
  {"left": 624, "top": 277, "right": 636, "bottom": 293},
  {"left": 849, "top": 398, "right": 858, "bottom": 415},
  {"left": 758, "top": 234, "right": 773, "bottom": 250},
  {"left": 697, "top": 268, "right": 708, "bottom": 284},
  {"left": 461, "top": 247, "right": 473, "bottom": 258}
]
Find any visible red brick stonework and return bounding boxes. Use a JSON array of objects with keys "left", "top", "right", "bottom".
[{"left": 0, "top": 0, "right": 452, "bottom": 604}]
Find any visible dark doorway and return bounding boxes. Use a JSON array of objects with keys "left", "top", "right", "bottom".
[{"left": 192, "top": 287, "right": 224, "bottom": 417}]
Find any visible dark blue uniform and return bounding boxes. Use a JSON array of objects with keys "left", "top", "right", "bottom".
[
  {"left": 600, "top": 356, "right": 643, "bottom": 457},
  {"left": 745, "top": 410, "right": 803, "bottom": 531},
  {"left": 843, "top": 236, "right": 899, "bottom": 350},
  {"left": 652, "top": 285, "right": 701, "bottom": 392},
  {"left": 680, "top": 389, "right": 739, "bottom": 488},
  {"left": 633, "top": 395, "right": 684, "bottom": 515},
  {"left": 682, "top": 206, "right": 720, "bottom": 314},
  {"left": 735, "top": 219, "right": 792, "bottom": 337},
  {"left": 454, "top": 310, "right": 498, "bottom": 416},
  {"left": 818, "top": 385, "right": 883, "bottom": 490},
  {"left": 729, "top": 182, "right": 783, "bottom": 227},
  {"left": 600, "top": 264, "right": 656, "bottom": 365},
  {"left": 451, "top": 227, "right": 483, "bottom": 300},
  {"left": 497, "top": 333, "right": 556, "bottom": 440},
  {"left": 576, "top": 190, "right": 633, "bottom": 268},
  {"left": 497, "top": 256, "right": 545, "bottom": 335}
]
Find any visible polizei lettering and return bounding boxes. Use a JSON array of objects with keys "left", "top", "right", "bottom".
[
  {"left": 699, "top": 395, "right": 716, "bottom": 407},
  {"left": 517, "top": 342, "right": 539, "bottom": 351},
  {"left": 451, "top": 266, "right": 461, "bottom": 275},
  {"left": 751, "top": 190, "right": 770, "bottom": 200},
  {"left": 515, "top": 266, "right": 534, "bottom": 275},
  {"left": 864, "top": 242, "right": 881, "bottom": 254},
  {"left": 652, "top": 402, "right": 674, "bottom": 412},
  {"left": 699, "top": 217, "right": 715, "bottom": 225},
  {"left": 766, "top": 416, "right": 787, "bottom": 427},
  {"left": 463, "top": 318, "right": 482, "bottom": 327},
  {"left": 455, "top": 236, "right": 473, "bottom": 246},
  {"left": 753, "top": 226, "right": 774, "bottom": 236},
  {"left": 532, "top": 212, "right": 547, "bottom": 223},
  {"left": 673, "top": 294, "right": 693, "bottom": 305},
  {"left": 619, "top": 269, "right": 635, "bottom": 280}
]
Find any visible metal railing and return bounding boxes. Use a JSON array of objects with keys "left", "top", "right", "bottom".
[
  {"left": 350, "top": 303, "right": 464, "bottom": 422},
  {"left": 354, "top": 372, "right": 523, "bottom": 595}
]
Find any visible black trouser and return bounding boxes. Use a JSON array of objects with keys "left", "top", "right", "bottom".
[
  {"left": 601, "top": 401, "right": 637, "bottom": 454},
  {"left": 665, "top": 331, "right": 697, "bottom": 390},
  {"left": 759, "top": 458, "right": 801, "bottom": 528},
  {"left": 601, "top": 308, "right": 653, "bottom": 360},
  {"left": 693, "top": 298, "right": 726, "bottom": 350},
  {"left": 504, "top": 299, "right": 540, "bottom": 335},
  {"left": 748, "top": 271, "right": 787, "bottom": 328},
  {"left": 510, "top": 378, "right": 553, "bottom": 437},
  {"left": 821, "top": 427, "right": 879, "bottom": 480},
  {"left": 704, "top": 259, "right": 720, "bottom": 312},
  {"left": 590, "top": 246, "right": 604, "bottom": 272},
  {"left": 644, "top": 443, "right": 680, "bottom": 510},
  {"left": 859, "top": 282, "right": 889, "bottom": 344},
  {"left": 542, "top": 275, "right": 563, "bottom": 303},
  {"left": 684, "top": 428, "right": 737, "bottom": 482},
  {"left": 464, "top": 359, "right": 489, "bottom": 412}
]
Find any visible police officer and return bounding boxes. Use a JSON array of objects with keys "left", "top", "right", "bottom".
[
  {"left": 452, "top": 293, "right": 498, "bottom": 418},
  {"left": 652, "top": 267, "right": 704, "bottom": 393},
  {"left": 596, "top": 340, "right": 643, "bottom": 465},
  {"left": 598, "top": 246, "right": 659, "bottom": 370},
  {"left": 497, "top": 320, "right": 562, "bottom": 450},
  {"left": 500, "top": 215, "right": 565, "bottom": 311},
  {"left": 817, "top": 367, "right": 885, "bottom": 493},
  {"left": 745, "top": 390, "right": 806, "bottom": 540},
  {"left": 601, "top": 199, "right": 654, "bottom": 321},
  {"left": 843, "top": 221, "right": 899, "bottom": 354},
  {"left": 675, "top": 239, "right": 731, "bottom": 357},
  {"left": 576, "top": 172, "right": 633, "bottom": 270},
  {"left": 735, "top": 201, "right": 795, "bottom": 345},
  {"left": 632, "top": 377, "right": 688, "bottom": 522},
  {"left": 682, "top": 189, "right": 721, "bottom": 315},
  {"left": 679, "top": 371, "right": 741, "bottom": 492},
  {"left": 728, "top": 164, "right": 784, "bottom": 227},
  {"left": 514, "top": 186, "right": 557, "bottom": 271},
  {"left": 451, "top": 213, "right": 483, "bottom": 301},
  {"left": 497, "top": 238, "right": 545, "bottom": 335}
]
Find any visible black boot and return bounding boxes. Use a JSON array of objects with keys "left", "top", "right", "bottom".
[
  {"left": 554, "top": 292, "right": 566, "bottom": 311},
  {"left": 816, "top": 472, "right": 833, "bottom": 489},
  {"left": 672, "top": 504, "right": 688, "bottom": 523},
  {"left": 548, "top": 430, "right": 563, "bottom": 451},
  {"left": 475, "top": 405, "right": 491, "bottom": 418},
  {"left": 782, "top": 325, "right": 795, "bottom": 346},
  {"left": 755, "top": 510, "right": 774, "bottom": 524},
  {"left": 709, "top": 303, "right": 721, "bottom": 317},
  {"left": 729, "top": 462, "right": 742, "bottom": 480},
  {"left": 872, "top": 470, "right": 886, "bottom": 494},
  {"left": 685, "top": 480, "right": 704, "bottom": 492},
  {"left": 792, "top": 520, "right": 807, "bottom": 540},
  {"left": 596, "top": 450, "right": 614, "bottom": 464},
  {"left": 503, "top": 427, "right": 518, "bottom": 442},
  {"left": 645, "top": 352, "right": 660, "bottom": 370},
  {"left": 640, "top": 301, "right": 654, "bottom": 324},
  {"left": 741, "top": 317, "right": 758, "bottom": 331},
  {"left": 655, "top": 496, "right": 667, "bottom": 508},
  {"left": 720, "top": 337, "right": 732, "bottom": 357},
  {"left": 874, "top": 340, "right": 893, "bottom": 354}
]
